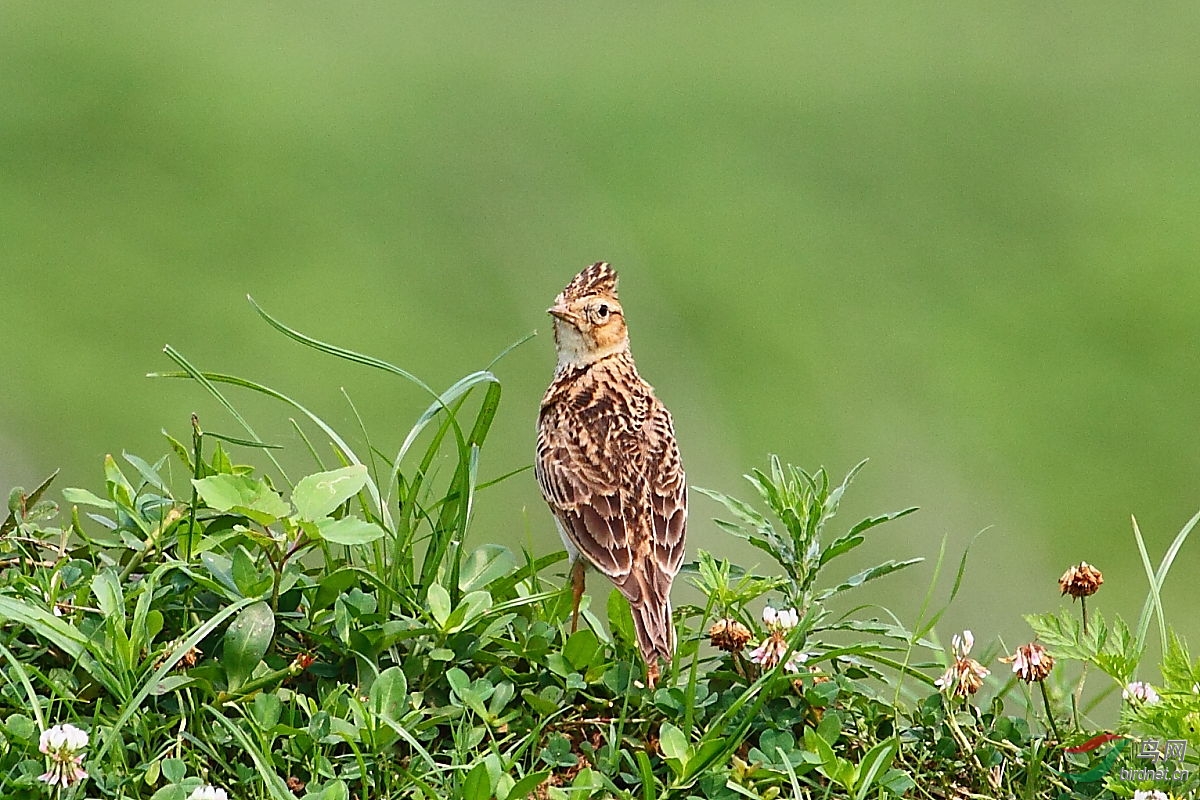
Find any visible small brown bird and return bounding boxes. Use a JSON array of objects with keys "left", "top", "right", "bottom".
[{"left": 535, "top": 262, "right": 687, "bottom": 686}]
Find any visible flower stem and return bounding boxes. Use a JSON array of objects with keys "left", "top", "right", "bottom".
[
  {"left": 119, "top": 506, "right": 183, "bottom": 583},
  {"left": 944, "top": 700, "right": 996, "bottom": 789},
  {"left": 1038, "top": 680, "right": 1060, "bottom": 741},
  {"left": 1072, "top": 662, "right": 1089, "bottom": 729},
  {"left": 1080, "top": 595, "right": 1088, "bottom": 635},
  {"left": 215, "top": 656, "right": 309, "bottom": 704}
]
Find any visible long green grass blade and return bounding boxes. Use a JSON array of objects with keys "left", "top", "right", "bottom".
[
  {"left": 0, "top": 595, "right": 122, "bottom": 697},
  {"left": 209, "top": 710, "right": 296, "bottom": 800},
  {"left": 486, "top": 330, "right": 536, "bottom": 370},
  {"left": 152, "top": 346, "right": 290, "bottom": 482},
  {"left": 0, "top": 641, "right": 46, "bottom": 730},
  {"left": 1131, "top": 510, "right": 1197, "bottom": 655},
  {"left": 384, "top": 370, "right": 498, "bottom": 515},
  {"left": 1131, "top": 516, "right": 1165, "bottom": 654},
  {"left": 247, "top": 295, "right": 440, "bottom": 397},
  {"left": 203, "top": 431, "right": 285, "bottom": 449}
]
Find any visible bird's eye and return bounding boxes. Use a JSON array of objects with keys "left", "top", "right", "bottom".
[{"left": 594, "top": 303, "right": 609, "bottom": 319}]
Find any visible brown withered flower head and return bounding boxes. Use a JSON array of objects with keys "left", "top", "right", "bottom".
[
  {"left": 935, "top": 630, "right": 990, "bottom": 698},
  {"left": 708, "top": 618, "right": 752, "bottom": 652},
  {"left": 176, "top": 645, "right": 202, "bottom": 670},
  {"left": 1059, "top": 561, "right": 1103, "bottom": 600},
  {"left": 1002, "top": 642, "right": 1054, "bottom": 682},
  {"left": 154, "top": 640, "right": 202, "bottom": 671}
]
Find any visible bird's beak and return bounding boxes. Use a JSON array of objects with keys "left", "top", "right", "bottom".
[{"left": 547, "top": 304, "right": 575, "bottom": 322}]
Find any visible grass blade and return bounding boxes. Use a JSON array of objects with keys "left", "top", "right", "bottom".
[
  {"left": 247, "top": 295, "right": 440, "bottom": 398},
  {"left": 0, "top": 595, "right": 122, "bottom": 697},
  {"left": 0, "top": 641, "right": 47, "bottom": 730},
  {"left": 152, "top": 346, "right": 289, "bottom": 482},
  {"left": 1131, "top": 510, "right": 1197, "bottom": 655},
  {"left": 209, "top": 710, "right": 295, "bottom": 800}
]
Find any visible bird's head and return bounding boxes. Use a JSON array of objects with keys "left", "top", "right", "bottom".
[{"left": 548, "top": 262, "right": 629, "bottom": 368}]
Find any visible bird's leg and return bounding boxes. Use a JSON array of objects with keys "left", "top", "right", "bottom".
[
  {"left": 645, "top": 658, "right": 660, "bottom": 689},
  {"left": 570, "top": 558, "right": 586, "bottom": 633}
]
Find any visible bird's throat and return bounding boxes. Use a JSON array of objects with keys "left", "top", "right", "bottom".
[{"left": 553, "top": 320, "right": 628, "bottom": 370}]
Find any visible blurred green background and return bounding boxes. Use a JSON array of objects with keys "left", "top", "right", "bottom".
[{"left": 4, "top": 5, "right": 1199, "bottom": 653}]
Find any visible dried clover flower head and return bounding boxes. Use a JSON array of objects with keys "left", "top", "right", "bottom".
[
  {"left": 1002, "top": 642, "right": 1054, "bottom": 682},
  {"left": 708, "top": 618, "right": 752, "bottom": 652},
  {"left": 1059, "top": 561, "right": 1103, "bottom": 599},
  {"left": 177, "top": 644, "right": 202, "bottom": 670},
  {"left": 935, "top": 629, "right": 990, "bottom": 698},
  {"left": 1123, "top": 681, "right": 1160, "bottom": 705}
]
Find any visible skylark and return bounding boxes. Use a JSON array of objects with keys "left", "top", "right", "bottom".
[{"left": 535, "top": 262, "right": 687, "bottom": 686}]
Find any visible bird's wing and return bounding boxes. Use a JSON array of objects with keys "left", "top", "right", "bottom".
[
  {"left": 617, "top": 397, "right": 686, "bottom": 664},
  {"left": 644, "top": 399, "right": 687, "bottom": 594},
  {"left": 536, "top": 399, "right": 634, "bottom": 580}
]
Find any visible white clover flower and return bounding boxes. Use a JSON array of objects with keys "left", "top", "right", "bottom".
[
  {"left": 749, "top": 605, "right": 805, "bottom": 672},
  {"left": 935, "top": 631, "right": 990, "bottom": 698},
  {"left": 779, "top": 607, "right": 799, "bottom": 630},
  {"left": 39, "top": 724, "right": 88, "bottom": 754},
  {"left": 37, "top": 723, "right": 89, "bottom": 788},
  {"left": 1123, "top": 681, "right": 1160, "bottom": 705},
  {"left": 1132, "top": 790, "right": 1169, "bottom": 800},
  {"left": 747, "top": 637, "right": 807, "bottom": 673},
  {"left": 761, "top": 604, "right": 798, "bottom": 632},
  {"left": 188, "top": 786, "right": 230, "bottom": 800}
]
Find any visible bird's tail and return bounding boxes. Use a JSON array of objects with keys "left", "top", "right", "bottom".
[{"left": 630, "top": 596, "right": 675, "bottom": 685}]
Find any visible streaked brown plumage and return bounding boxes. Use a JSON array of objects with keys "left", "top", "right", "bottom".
[{"left": 535, "top": 262, "right": 687, "bottom": 685}]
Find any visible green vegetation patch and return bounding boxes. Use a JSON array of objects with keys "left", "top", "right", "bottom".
[{"left": 0, "top": 312, "right": 1196, "bottom": 799}]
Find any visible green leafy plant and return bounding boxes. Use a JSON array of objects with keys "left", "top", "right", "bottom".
[
  {"left": 1, "top": 302, "right": 1198, "bottom": 799},
  {"left": 697, "top": 458, "right": 920, "bottom": 607}
]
